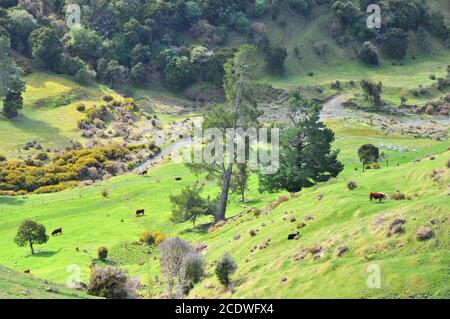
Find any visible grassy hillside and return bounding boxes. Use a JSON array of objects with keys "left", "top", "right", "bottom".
[
  {"left": 0, "top": 72, "right": 110, "bottom": 159},
  {"left": 0, "top": 265, "right": 92, "bottom": 299},
  {"left": 0, "top": 119, "right": 448, "bottom": 298}
]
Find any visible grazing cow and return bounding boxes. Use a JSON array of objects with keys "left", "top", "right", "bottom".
[
  {"left": 288, "top": 232, "right": 300, "bottom": 240},
  {"left": 24, "top": 269, "right": 30, "bottom": 274},
  {"left": 370, "top": 192, "right": 387, "bottom": 202},
  {"left": 52, "top": 227, "right": 63, "bottom": 236},
  {"left": 139, "top": 170, "right": 148, "bottom": 176},
  {"left": 136, "top": 209, "right": 145, "bottom": 217},
  {"left": 174, "top": 176, "right": 182, "bottom": 181}
]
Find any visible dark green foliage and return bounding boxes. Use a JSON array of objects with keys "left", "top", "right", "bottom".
[
  {"left": 97, "top": 247, "right": 108, "bottom": 261},
  {"left": 130, "top": 62, "right": 147, "bottom": 85},
  {"left": 14, "top": 220, "right": 48, "bottom": 255},
  {"left": 29, "top": 27, "right": 63, "bottom": 72},
  {"left": 360, "top": 80, "right": 382, "bottom": 106},
  {"left": 164, "top": 55, "right": 194, "bottom": 91},
  {"left": 388, "top": 0, "right": 426, "bottom": 31},
  {"left": 288, "top": 0, "right": 315, "bottom": 15},
  {"left": 358, "top": 144, "right": 379, "bottom": 171},
  {"left": 181, "top": 252, "right": 205, "bottom": 294},
  {"left": 0, "top": 0, "right": 17, "bottom": 8},
  {"left": 230, "top": 164, "right": 249, "bottom": 203},
  {"left": 265, "top": 46, "right": 288, "bottom": 75},
  {"left": 2, "top": 91, "right": 23, "bottom": 118},
  {"left": 0, "top": 35, "right": 25, "bottom": 118},
  {"left": 259, "top": 93, "right": 343, "bottom": 193},
  {"left": 253, "top": 0, "right": 268, "bottom": 17},
  {"left": 186, "top": 1, "right": 203, "bottom": 22},
  {"left": 215, "top": 253, "right": 237, "bottom": 288},
  {"left": 332, "top": 1, "right": 359, "bottom": 26},
  {"left": 382, "top": 28, "right": 408, "bottom": 60},
  {"left": 358, "top": 42, "right": 380, "bottom": 65},
  {"left": 233, "top": 12, "right": 250, "bottom": 33},
  {"left": 427, "top": 13, "right": 450, "bottom": 40},
  {"left": 5, "top": 8, "right": 37, "bottom": 55},
  {"left": 170, "top": 182, "right": 216, "bottom": 226},
  {"left": 67, "top": 26, "right": 103, "bottom": 62}
]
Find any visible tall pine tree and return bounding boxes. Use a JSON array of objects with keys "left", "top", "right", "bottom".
[{"left": 259, "top": 92, "right": 343, "bottom": 193}]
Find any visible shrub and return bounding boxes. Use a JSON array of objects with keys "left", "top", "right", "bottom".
[
  {"left": 87, "top": 267, "right": 138, "bottom": 299},
  {"left": 76, "top": 104, "right": 86, "bottom": 112},
  {"left": 391, "top": 190, "right": 406, "bottom": 200},
  {"left": 347, "top": 181, "right": 357, "bottom": 190},
  {"left": 358, "top": 42, "right": 380, "bottom": 65},
  {"left": 416, "top": 226, "right": 434, "bottom": 241},
  {"left": 140, "top": 231, "right": 165, "bottom": 246},
  {"left": 154, "top": 232, "right": 166, "bottom": 245},
  {"left": 34, "top": 152, "right": 48, "bottom": 161},
  {"left": 426, "top": 105, "right": 434, "bottom": 115},
  {"left": 447, "top": 159, "right": 450, "bottom": 168},
  {"left": 0, "top": 155, "right": 6, "bottom": 162},
  {"left": 140, "top": 231, "right": 156, "bottom": 246},
  {"left": 181, "top": 252, "right": 205, "bottom": 294},
  {"left": 159, "top": 238, "right": 195, "bottom": 297},
  {"left": 249, "top": 229, "right": 257, "bottom": 237},
  {"left": 97, "top": 247, "right": 108, "bottom": 261},
  {"left": 101, "top": 189, "right": 109, "bottom": 198},
  {"left": 102, "top": 95, "right": 114, "bottom": 102},
  {"left": 215, "top": 253, "right": 237, "bottom": 289}
]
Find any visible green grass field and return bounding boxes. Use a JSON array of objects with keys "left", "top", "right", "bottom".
[
  {"left": 0, "top": 265, "right": 91, "bottom": 299},
  {"left": 0, "top": 0, "right": 449, "bottom": 298},
  {"left": 0, "top": 72, "right": 112, "bottom": 159},
  {"left": 0, "top": 117, "right": 448, "bottom": 298}
]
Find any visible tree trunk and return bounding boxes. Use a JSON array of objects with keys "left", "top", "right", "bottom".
[
  {"left": 29, "top": 240, "right": 34, "bottom": 255},
  {"left": 215, "top": 164, "right": 233, "bottom": 223}
]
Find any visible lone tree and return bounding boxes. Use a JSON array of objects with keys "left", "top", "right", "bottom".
[
  {"left": 159, "top": 237, "right": 199, "bottom": 298},
  {"left": 265, "top": 45, "right": 288, "bottom": 75},
  {"left": 358, "top": 144, "right": 379, "bottom": 171},
  {"left": 14, "top": 220, "right": 48, "bottom": 255},
  {"left": 258, "top": 92, "right": 343, "bottom": 193},
  {"left": 186, "top": 45, "right": 261, "bottom": 223},
  {"left": 169, "top": 182, "right": 216, "bottom": 227},
  {"left": 215, "top": 253, "right": 237, "bottom": 289},
  {"left": 358, "top": 42, "right": 380, "bottom": 65},
  {"left": 0, "top": 35, "right": 26, "bottom": 118},
  {"left": 29, "top": 27, "right": 63, "bottom": 72},
  {"left": 230, "top": 163, "right": 250, "bottom": 203},
  {"left": 360, "top": 80, "right": 382, "bottom": 108}
]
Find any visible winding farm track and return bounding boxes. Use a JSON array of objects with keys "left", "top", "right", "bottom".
[{"left": 320, "top": 94, "right": 348, "bottom": 119}]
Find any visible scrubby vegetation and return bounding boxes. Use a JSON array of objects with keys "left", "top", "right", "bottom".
[
  {"left": 0, "top": 144, "right": 132, "bottom": 194},
  {"left": 0, "top": 0, "right": 449, "bottom": 301}
]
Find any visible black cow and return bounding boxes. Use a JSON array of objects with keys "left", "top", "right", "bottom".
[
  {"left": 136, "top": 209, "right": 145, "bottom": 217},
  {"left": 52, "top": 227, "right": 63, "bottom": 236},
  {"left": 288, "top": 232, "right": 300, "bottom": 240}
]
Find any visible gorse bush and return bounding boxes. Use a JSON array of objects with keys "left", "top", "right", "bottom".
[
  {"left": 215, "top": 253, "right": 237, "bottom": 289},
  {"left": 87, "top": 267, "right": 138, "bottom": 299},
  {"left": 0, "top": 144, "right": 130, "bottom": 194},
  {"left": 140, "top": 231, "right": 166, "bottom": 247}
]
